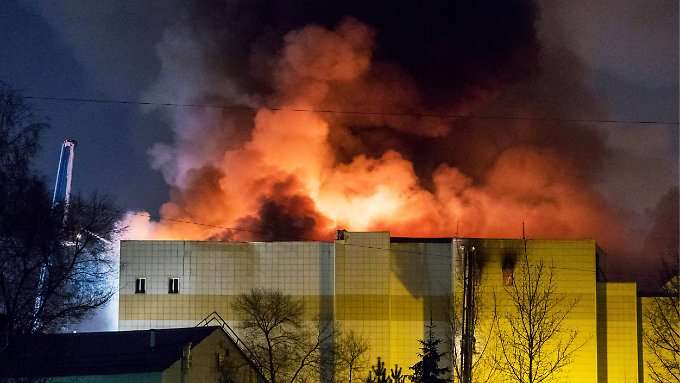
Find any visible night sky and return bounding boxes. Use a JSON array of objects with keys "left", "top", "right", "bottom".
[{"left": 1, "top": 1, "right": 678, "bottom": 287}]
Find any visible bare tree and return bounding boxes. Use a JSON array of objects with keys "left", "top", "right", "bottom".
[
  {"left": 644, "top": 275, "right": 680, "bottom": 383},
  {"left": 492, "top": 248, "right": 583, "bottom": 383},
  {"left": 232, "top": 289, "right": 334, "bottom": 383},
  {"left": 336, "top": 329, "right": 370, "bottom": 383},
  {"left": 294, "top": 318, "right": 337, "bottom": 383},
  {"left": 0, "top": 83, "right": 121, "bottom": 334}
]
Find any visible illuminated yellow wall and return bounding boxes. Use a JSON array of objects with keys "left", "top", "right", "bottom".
[
  {"left": 597, "top": 282, "right": 640, "bottom": 383},
  {"left": 334, "top": 232, "right": 393, "bottom": 370},
  {"left": 119, "top": 240, "right": 334, "bottom": 330},
  {"left": 463, "top": 239, "right": 600, "bottom": 383},
  {"left": 389, "top": 240, "right": 451, "bottom": 370},
  {"left": 119, "top": 233, "right": 648, "bottom": 382},
  {"left": 334, "top": 233, "right": 452, "bottom": 373}
]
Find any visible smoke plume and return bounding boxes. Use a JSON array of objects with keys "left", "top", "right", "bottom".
[{"left": 125, "top": 0, "right": 659, "bottom": 284}]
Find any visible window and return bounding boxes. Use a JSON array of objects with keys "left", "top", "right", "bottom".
[
  {"left": 135, "top": 278, "right": 146, "bottom": 294},
  {"left": 216, "top": 351, "right": 227, "bottom": 368},
  {"left": 168, "top": 278, "right": 179, "bottom": 294},
  {"left": 502, "top": 267, "right": 514, "bottom": 286}
]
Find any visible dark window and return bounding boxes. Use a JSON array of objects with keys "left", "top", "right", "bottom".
[
  {"left": 168, "top": 278, "right": 179, "bottom": 294},
  {"left": 135, "top": 278, "right": 146, "bottom": 294}
]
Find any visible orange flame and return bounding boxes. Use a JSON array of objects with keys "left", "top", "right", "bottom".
[{"left": 124, "top": 18, "right": 630, "bottom": 249}]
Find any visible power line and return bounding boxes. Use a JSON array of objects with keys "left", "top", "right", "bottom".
[{"left": 25, "top": 95, "right": 679, "bottom": 126}]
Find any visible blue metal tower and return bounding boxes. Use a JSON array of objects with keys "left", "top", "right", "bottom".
[
  {"left": 52, "top": 139, "right": 77, "bottom": 208},
  {"left": 33, "top": 139, "right": 77, "bottom": 331}
]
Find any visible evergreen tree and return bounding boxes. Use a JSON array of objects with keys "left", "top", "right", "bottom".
[
  {"left": 366, "top": 357, "right": 389, "bottom": 383},
  {"left": 366, "top": 358, "right": 408, "bottom": 383},
  {"left": 409, "top": 319, "right": 449, "bottom": 383},
  {"left": 390, "top": 364, "right": 407, "bottom": 383}
]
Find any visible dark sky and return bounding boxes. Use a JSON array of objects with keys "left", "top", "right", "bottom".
[{"left": 0, "top": 1, "right": 175, "bottom": 211}]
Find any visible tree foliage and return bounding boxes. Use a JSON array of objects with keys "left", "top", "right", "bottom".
[
  {"left": 366, "top": 358, "right": 406, "bottom": 383},
  {"left": 232, "top": 289, "right": 334, "bottom": 383},
  {"left": 410, "top": 319, "right": 449, "bottom": 383},
  {"left": 0, "top": 83, "right": 121, "bottom": 334},
  {"left": 336, "top": 329, "right": 370, "bottom": 383},
  {"left": 644, "top": 276, "right": 680, "bottom": 383}
]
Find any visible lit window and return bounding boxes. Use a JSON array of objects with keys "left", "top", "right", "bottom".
[
  {"left": 168, "top": 278, "right": 179, "bottom": 294},
  {"left": 135, "top": 278, "right": 146, "bottom": 294}
]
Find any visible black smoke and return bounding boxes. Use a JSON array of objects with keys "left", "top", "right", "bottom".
[
  {"left": 235, "top": 177, "right": 332, "bottom": 241},
  {"left": 148, "top": 0, "right": 670, "bottom": 289},
  {"left": 186, "top": 0, "right": 539, "bottom": 102}
]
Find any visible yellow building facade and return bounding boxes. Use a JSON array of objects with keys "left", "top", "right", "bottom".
[
  {"left": 119, "top": 231, "right": 664, "bottom": 382},
  {"left": 597, "top": 282, "right": 641, "bottom": 383}
]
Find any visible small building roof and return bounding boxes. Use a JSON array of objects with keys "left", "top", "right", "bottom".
[{"left": 0, "top": 326, "right": 219, "bottom": 378}]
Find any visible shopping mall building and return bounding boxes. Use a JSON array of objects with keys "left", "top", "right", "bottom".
[{"left": 118, "top": 231, "right": 668, "bottom": 382}]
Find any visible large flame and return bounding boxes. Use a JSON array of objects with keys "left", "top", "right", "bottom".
[{"left": 125, "top": 19, "right": 630, "bottom": 249}]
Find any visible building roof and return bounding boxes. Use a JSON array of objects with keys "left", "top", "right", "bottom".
[
  {"left": 0, "top": 326, "right": 219, "bottom": 378},
  {"left": 390, "top": 236, "right": 453, "bottom": 243}
]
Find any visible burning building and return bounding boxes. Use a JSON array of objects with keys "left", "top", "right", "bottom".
[
  {"left": 115, "top": 2, "right": 676, "bottom": 382},
  {"left": 128, "top": 9, "right": 664, "bottom": 290},
  {"left": 119, "top": 231, "right": 655, "bottom": 382}
]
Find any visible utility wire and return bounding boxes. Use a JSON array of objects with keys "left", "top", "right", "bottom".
[
  {"left": 25, "top": 95, "right": 679, "bottom": 125},
  {"left": 127, "top": 211, "right": 605, "bottom": 274}
]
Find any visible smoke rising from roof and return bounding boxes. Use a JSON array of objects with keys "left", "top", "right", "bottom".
[{"left": 111, "top": 0, "right": 672, "bottom": 289}]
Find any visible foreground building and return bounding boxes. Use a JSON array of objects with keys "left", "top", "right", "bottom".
[
  {"left": 0, "top": 326, "right": 266, "bottom": 382},
  {"left": 119, "top": 231, "right": 667, "bottom": 382}
]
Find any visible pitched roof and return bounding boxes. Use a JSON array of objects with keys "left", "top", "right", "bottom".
[{"left": 0, "top": 326, "right": 218, "bottom": 378}]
